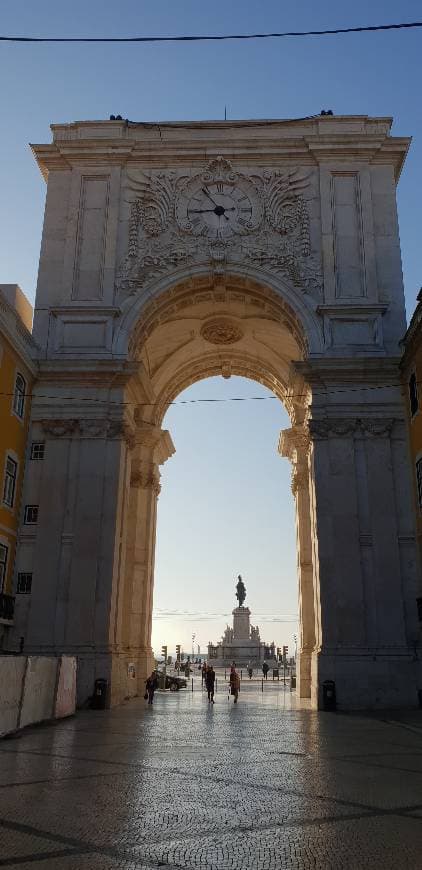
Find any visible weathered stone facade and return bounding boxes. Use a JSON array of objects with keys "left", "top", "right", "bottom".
[{"left": 12, "top": 115, "right": 422, "bottom": 708}]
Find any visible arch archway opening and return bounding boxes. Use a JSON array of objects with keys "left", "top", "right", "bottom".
[
  {"left": 152, "top": 375, "right": 298, "bottom": 678},
  {"left": 122, "top": 273, "right": 316, "bottom": 702}
]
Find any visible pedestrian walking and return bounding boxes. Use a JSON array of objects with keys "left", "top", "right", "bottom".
[
  {"left": 247, "top": 663, "right": 253, "bottom": 679},
  {"left": 262, "top": 661, "right": 269, "bottom": 681},
  {"left": 229, "top": 665, "right": 240, "bottom": 703},
  {"left": 145, "top": 671, "right": 158, "bottom": 705},
  {"left": 205, "top": 665, "right": 216, "bottom": 703}
]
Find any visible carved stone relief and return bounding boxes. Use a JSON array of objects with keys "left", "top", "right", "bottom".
[
  {"left": 116, "top": 157, "right": 322, "bottom": 299},
  {"left": 130, "top": 462, "right": 161, "bottom": 495},
  {"left": 307, "top": 417, "right": 395, "bottom": 439},
  {"left": 40, "top": 418, "right": 135, "bottom": 446},
  {"left": 41, "top": 419, "right": 80, "bottom": 438},
  {"left": 200, "top": 317, "right": 243, "bottom": 345}
]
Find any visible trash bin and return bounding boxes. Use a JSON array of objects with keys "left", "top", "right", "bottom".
[
  {"left": 92, "top": 678, "right": 108, "bottom": 709},
  {"left": 272, "top": 668, "right": 279, "bottom": 680},
  {"left": 322, "top": 679, "right": 336, "bottom": 711},
  {"left": 290, "top": 674, "right": 296, "bottom": 689}
]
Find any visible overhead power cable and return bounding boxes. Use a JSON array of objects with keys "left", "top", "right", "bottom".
[
  {"left": 0, "top": 382, "right": 411, "bottom": 405},
  {"left": 1, "top": 21, "right": 422, "bottom": 44}
]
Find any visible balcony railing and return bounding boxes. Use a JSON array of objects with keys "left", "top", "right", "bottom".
[{"left": 0, "top": 593, "right": 15, "bottom": 622}]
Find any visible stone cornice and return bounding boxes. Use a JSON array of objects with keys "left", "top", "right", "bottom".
[
  {"left": 34, "top": 359, "right": 139, "bottom": 388},
  {"left": 31, "top": 116, "right": 409, "bottom": 180},
  {"left": 294, "top": 357, "right": 402, "bottom": 386}
]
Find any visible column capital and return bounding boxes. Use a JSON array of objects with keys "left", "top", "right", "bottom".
[
  {"left": 278, "top": 426, "right": 310, "bottom": 461},
  {"left": 291, "top": 469, "right": 310, "bottom": 496},
  {"left": 132, "top": 423, "right": 175, "bottom": 465},
  {"left": 130, "top": 460, "right": 161, "bottom": 495}
]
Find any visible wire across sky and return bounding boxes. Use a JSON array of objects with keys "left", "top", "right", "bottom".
[{"left": 1, "top": 21, "right": 422, "bottom": 44}]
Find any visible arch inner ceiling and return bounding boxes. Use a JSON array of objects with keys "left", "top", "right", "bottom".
[{"left": 129, "top": 274, "right": 309, "bottom": 424}]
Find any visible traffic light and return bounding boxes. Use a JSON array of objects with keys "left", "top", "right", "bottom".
[
  {"left": 175, "top": 644, "right": 181, "bottom": 660},
  {"left": 161, "top": 645, "right": 167, "bottom": 660},
  {"left": 282, "top": 645, "right": 288, "bottom": 661},
  {"left": 276, "top": 647, "right": 281, "bottom": 661}
]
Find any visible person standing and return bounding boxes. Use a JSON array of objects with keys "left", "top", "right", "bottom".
[
  {"left": 229, "top": 665, "right": 240, "bottom": 703},
  {"left": 262, "top": 661, "right": 269, "bottom": 681},
  {"left": 205, "top": 665, "right": 216, "bottom": 703},
  {"left": 145, "top": 671, "right": 158, "bottom": 705}
]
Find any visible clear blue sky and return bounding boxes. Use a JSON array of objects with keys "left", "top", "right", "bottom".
[{"left": 1, "top": 1, "right": 422, "bottom": 655}]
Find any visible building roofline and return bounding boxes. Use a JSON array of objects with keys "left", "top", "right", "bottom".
[
  {"left": 0, "top": 291, "right": 38, "bottom": 375},
  {"left": 30, "top": 114, "right": 410, "bottom": 183}
]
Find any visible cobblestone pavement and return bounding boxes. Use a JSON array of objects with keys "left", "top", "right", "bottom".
[{"left": 1, "top": 678, "right": 422, "bottom": 869}]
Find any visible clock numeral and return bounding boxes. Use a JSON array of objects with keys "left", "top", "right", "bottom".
[
  {"left": 240, "top": 207, "right": 252, "bottom": 213},
  {"left": 238, "top": 216, "right": 249, "bottom": 227},
  {"left": 190, "top": 216, "right": 202, "bottom": 227},
  {"left": 238, "top": 195, "right": 248, "bottom": 203},
  {"left": 215, "top": 182, "right": 224, "bottom": 194}
]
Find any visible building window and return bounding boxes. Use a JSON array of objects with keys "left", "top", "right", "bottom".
[
  {"left": 409, "top": 372, "right": 419, "bottom": 417},
  {"left": 0, "top": 544, "right": 8, "bottom": 593},
  {"left": 416, "top": 459, "right": 422, "bottom": 511},
  {"left": 17, "top": 572, "right": 32, "bottom": 594},
  {"left": 3, "top": 456, "right": 17, "bottom": 507},
  {"left": 30, "top": 442, "right": 45, "bottom": 460},
  {"left": 23, "top": 505, "right": 38, "bottom": 525},
  {"left": 12, "top": 373, "right": 26, "bottom": 419}
]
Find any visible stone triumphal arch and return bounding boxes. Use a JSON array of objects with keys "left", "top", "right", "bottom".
[{"left": 13, "top": 116, "right": 422, "bottom": 708}]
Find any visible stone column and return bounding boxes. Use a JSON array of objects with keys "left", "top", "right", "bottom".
[
  {"left": 279, "top": 426, "right": 315, "bottom": 698},
  {"left": 307, "top": 415, "right": 422, "bottom": 709},
  {"left": 20, "top": 414, "right": 134, "bottom": 705},
  {"left": 116, "top": 425, "right": 175, "bottom": 700}
]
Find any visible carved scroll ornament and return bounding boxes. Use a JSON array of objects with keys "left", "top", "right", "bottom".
[{"left": 116, "top": 157, "right": 322, "bottom": 299}]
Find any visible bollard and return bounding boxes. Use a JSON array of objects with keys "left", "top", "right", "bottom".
[
  {"left": 241, "top": 669, "right": 243, "bottom": 681},
  {"left": 192, "top": 677, "right": 194, "bottom": 693},
  {"left": 215, "top": 677, "right": 218, "bottom": 692},
  {"left": 224, "top": 669, "right": 226, "bottom": 680},
  {"left": 261, "top": 678, "right": 264, "bottom": 693}
]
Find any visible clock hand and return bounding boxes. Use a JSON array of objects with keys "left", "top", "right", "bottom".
[
  {"left": 188, "top": 207, "right": 237, "bottom": 214},
  {"left": 202, "top": 187, "right": 219, "bottom": 207}
]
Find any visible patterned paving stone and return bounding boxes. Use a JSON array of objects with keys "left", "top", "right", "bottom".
[{"left": 0, "top": 683, "right": 421, "bottom": 868}]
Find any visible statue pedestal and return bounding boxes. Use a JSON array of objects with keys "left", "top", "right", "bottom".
[{"left": 232, "top": 607, "right": 251, "bottom": 640}]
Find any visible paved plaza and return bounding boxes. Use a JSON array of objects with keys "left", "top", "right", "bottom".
[{"left": 1, "top": 679, "right": 422, "bottom": 869}]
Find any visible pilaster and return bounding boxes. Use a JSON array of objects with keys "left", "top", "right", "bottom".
[{"left": 279, "top": 425, "right": 315, "bottom": 698}]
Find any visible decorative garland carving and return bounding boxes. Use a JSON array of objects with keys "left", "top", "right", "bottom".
[
  {"left": 307, "top": 418, "right": 395, "bottom": 439},
  {"left": 116, "top": 157, "right": 322, "bottom": 299},
  {"left": 41, "top": 419, "right": 80, "bottom": 437}
]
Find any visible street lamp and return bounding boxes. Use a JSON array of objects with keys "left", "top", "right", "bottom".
[
  {"left": 293, "top": 634, "right": 297, "bottom": 672},
  {"left": 192, "top": 633, "right": 196, "bottom": 659}
]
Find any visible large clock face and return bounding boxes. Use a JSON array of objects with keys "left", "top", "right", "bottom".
[{"left": 176, "top": 180, "right": 261, "bottom": 240}]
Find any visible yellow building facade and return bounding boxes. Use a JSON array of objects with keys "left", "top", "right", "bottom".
[
  {"left": 0, "top": 285, "right": 37, "bottom": 629},
  {"left": 401, "top": 291, "right": 422, "bottom": 619}
]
